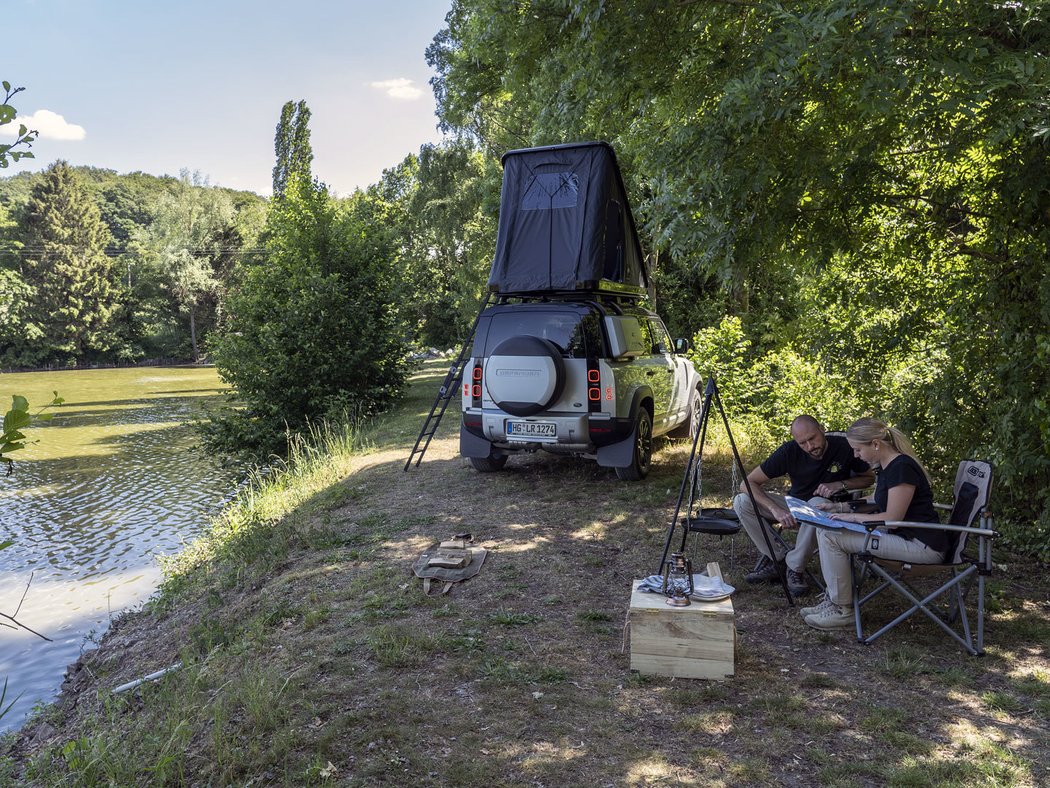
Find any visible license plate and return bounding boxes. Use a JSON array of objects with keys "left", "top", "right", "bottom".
[{"left": 506, "top": 420, "right": 557, "bottom": 441}]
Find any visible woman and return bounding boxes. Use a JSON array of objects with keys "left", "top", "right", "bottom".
[{"left": 802, "top": 418, "right": 944, "bottom": 630}]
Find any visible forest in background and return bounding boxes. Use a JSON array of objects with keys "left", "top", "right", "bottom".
[
  {"left": 1, "top": 0, "right": 1048, "bottom": 555},
  {"left": 0, "top": 166, "right": 267, "bottom": 366},
  {"left": 423, "top": 0, "right": 1050, "bottom": 557}
]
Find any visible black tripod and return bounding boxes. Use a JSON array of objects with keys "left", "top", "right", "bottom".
[{"left": 657, "top": 377, "right": 795, "bottom": 605}]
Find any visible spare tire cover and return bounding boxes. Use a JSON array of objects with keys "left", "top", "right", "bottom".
[{"left": 485, "top": 336, "right": 565, "bottom": 417}]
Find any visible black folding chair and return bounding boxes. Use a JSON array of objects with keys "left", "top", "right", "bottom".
[{"left": 850, "top": 459, "right": 996, "bottom": 655}]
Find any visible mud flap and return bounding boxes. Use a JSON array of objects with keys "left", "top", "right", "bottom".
[
  {"left": 461, "top": 425, "right": 496, "bottom": 458},
  {"left": 596, "top": 428, "right": 635, "bottom": 468}
]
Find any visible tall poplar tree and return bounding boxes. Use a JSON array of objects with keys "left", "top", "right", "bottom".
[
  {"left": 271, "top": 100, "right": 313, "bottom": 197},
  {"left": 21, "top": 161, "right": 114, "bottom": 364}
]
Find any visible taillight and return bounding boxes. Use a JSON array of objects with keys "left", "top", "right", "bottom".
[
  {"left": 587, "top": 360, "right": 602, "bottom": 412},
  {"left": 472, "top": 363, "right": 483, "bottom": 405}
]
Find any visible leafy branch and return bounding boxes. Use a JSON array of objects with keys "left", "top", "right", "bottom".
[
  {"left": 0, "top": 80, "right": 38, "bottom": 168},
  {"left": 1, "top": 393, "right": 64, "bottom": 474}
]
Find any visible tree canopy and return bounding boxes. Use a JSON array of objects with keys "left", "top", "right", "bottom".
[{"left": 427, "top": 0, "right": 1050, "bottom": 553}]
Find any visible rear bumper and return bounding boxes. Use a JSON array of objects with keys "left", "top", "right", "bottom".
[{"left": 461, "top": 409, "right": 633, "bottom": 454}]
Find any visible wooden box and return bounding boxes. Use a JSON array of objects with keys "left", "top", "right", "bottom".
[{"left": 629, "top": 561, "right": 735, "bottom": 680}]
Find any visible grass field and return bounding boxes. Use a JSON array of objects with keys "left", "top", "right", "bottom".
[{"left": 3, "top": 360, "right": 1048, "bottom": 786}]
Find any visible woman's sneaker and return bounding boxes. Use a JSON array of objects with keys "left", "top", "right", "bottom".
[
  {"left": 804, "top": 602, "right": 854, "bottom": 630},
  {"left": 799, "top": 593, "right": 831, "bottom": 618}
]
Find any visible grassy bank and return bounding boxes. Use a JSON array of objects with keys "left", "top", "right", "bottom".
[{"left": 2, "top": 360, "right": 1048, "bottom": 785}]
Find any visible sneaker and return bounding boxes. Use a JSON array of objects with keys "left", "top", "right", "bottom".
[
  {"left": 804, "top": 601, "right": 854, "bottom": 630},
  {"left": 786, "top": 568, "right": 809, "bottom": 597},
  {"left": 799, "top": 593, "right": 831, "bottom": 618},
  {"left": 744, "top": 555, "right": 783, "bottom": 584}
]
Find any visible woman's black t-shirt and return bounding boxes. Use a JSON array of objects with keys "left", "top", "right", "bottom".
[{"left": 875, "top": 454, "right": 945, "bottom": 553}]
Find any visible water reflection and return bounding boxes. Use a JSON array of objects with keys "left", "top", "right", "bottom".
[{"left": 0, "top": 367, "right": 235, "bottom": 732}]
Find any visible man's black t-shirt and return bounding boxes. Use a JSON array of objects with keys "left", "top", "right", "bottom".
[
  {"left": 760, "top": 434, "right": 869, "bottom": 499},
  {"left": 875, "top": 454, "right": 945, "bottom": 552}
]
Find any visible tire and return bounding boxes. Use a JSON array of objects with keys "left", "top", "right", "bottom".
[
  {"left": 687, "top": 387, "right": 704, "bottom": 440},
  {"left": 484, "top": 336, "right": 565, "bottom": 416},
  {"left": 470, "top": 455, "right": 508, "bottom": 473},
  {"left": 616, "top": 409, "right": 653, "bottom": 481},
  {"left": 669, "top": 386, "right": 704, "bottom": 440}
]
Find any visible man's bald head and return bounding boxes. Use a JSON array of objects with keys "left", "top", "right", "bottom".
[
  {"left": 791, "top": 414, "right": 822, "bottom": 433},
  {"left": 790, "top": 415, "right": 827, "bottom": 459}
]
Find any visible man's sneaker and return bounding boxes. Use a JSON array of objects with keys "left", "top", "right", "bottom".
[
  {"left": 799, "top": 593, "right": 832, "bottom": 618},
  {"left": 744, "top": 555, "right": 783, "bottom": 584},
  {"left": 804, "top": 601, "right": 854, "bottom": 630},
  {"left": 786, "top": 568, "right": 809, "bottom": 597}
]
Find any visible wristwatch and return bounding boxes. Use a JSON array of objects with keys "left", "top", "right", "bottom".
[{"left": 840, "top": 481, "right": 848, "bottom": 491}]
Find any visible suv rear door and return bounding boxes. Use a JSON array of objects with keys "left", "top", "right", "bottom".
[{"left": 636, "top": 318, "right": 676, "bottom": 432}]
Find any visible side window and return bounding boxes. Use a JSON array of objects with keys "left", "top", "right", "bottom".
[
  {"left": 623, "top": 318, "right": 647, "bottom": 356},
  {"left": 638, "top": 320, "right": 656, "bottom": 355},
  {"left": 577, "top": 314, "right": 603, "bottom": 358},
  {"left": 649, "top": 320, "right": 672, "bottom": 354}
]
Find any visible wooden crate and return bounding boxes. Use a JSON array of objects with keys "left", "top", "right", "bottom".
[{"left": 629, "top": 561, "right": 735, "bottom": 680}]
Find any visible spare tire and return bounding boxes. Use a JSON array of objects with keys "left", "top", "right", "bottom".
[{"left": 485, "top": 336, "right": 565, "bottom": 417}]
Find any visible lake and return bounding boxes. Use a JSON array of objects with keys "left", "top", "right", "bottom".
[{"left": 0, "top": 366, "right": 236, "bottom": 732}]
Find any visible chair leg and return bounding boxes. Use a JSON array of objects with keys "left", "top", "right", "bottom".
[
  {"left": 956, "top": 583, "right": 974, "bottom": 650},
  {"left": 976, "top": 572, "right": 986, "bottom": 655},
  {"left": 852, "top": 557, "right": 864, "bottom": 642},
  {"left": 860, "top": 564, "right": 980, "bottom": 656}
]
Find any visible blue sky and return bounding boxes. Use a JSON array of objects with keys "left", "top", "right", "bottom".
[{"left": 3, "top": 0, "right": 453, "bottom": 195}]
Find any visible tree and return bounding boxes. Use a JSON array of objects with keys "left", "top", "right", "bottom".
[
  {"left": 18, "top": 161, "right": 115, "bottom": 365},
  {"left": 209, "top": 175, "right": 410, "bottom": 459},
  {"left": 375, "top": 140, "right": 499, "bottom": 349},
  {"left": 272, "top": 100, "right": 313, "bottom": 198},
  {"left": 208, "top": 103, "right": 409, "bottom": 460},
  {"left": 134, "top": 171, "right": 236, "bottom": 360}
]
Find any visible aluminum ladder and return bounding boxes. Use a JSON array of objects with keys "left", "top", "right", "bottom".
[{"left": 404, "top": 293, "right": 495, "bottom": 470}]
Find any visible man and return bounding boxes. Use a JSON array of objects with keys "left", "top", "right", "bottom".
[{"left": 734, "top": 415, "right": 874, "bottom": 596}]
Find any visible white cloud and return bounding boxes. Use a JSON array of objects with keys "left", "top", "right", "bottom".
[
  {"left": 369, "top": 78, "right": 424, "bottom": 101},
  {"left": 0, "top": 109, "right": 86, "bottom": 140}
]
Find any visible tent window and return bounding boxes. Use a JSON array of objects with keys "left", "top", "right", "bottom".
[
  {"left": 522, "top": 172, "right": 579, "bottom": 211},
  {"left": 603, "top": 200, "right": 624, "bottom": 281}
]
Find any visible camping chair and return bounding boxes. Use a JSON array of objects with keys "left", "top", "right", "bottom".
[{"left": 850, "top": 459, "right": 996, "bottom": 656}]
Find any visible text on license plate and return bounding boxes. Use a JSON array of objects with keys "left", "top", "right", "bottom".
[{"left": 506, "top": 421, "right": 557, "bottom": 440}]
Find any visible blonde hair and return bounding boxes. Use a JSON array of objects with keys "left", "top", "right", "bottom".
[{"left": 847, "top": 418, "right": 931, "bottom": 483}]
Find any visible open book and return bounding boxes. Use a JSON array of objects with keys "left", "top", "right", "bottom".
[{"left": 785, "top": 496, "right": 881, "bottom": 536}]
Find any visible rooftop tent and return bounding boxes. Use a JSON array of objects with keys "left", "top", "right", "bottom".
[{"left": 488, "top": 141, "right": 649, "bottom": 298}]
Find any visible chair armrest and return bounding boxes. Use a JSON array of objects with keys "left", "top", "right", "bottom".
[
  {"left": 881, "top": 520, "right": 998, "bottom": 539},
  {"left": 933, "top": 503, "right": 952, "bottom": 511}
]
